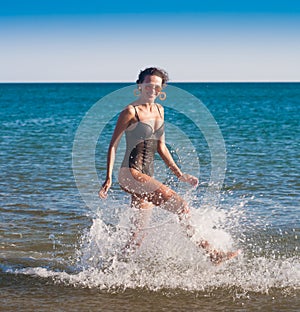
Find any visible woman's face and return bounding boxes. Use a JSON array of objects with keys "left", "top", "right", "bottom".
[{"left": 139, "top": 75, "right": 163, "bottom": 103}]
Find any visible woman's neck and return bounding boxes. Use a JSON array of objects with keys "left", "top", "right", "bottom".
[{"left": 136, "top": 98, "right": 155, "bottom": 106}]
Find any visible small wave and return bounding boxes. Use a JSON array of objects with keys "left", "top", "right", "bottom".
[
  {"left": 2, "top": 117, "right": 73, "bottom": 128},
  {"left": 5, "top": 205, "right": 298, "bottom": 296},
  {"left": 2, "top": 117, "right": 56, "bottom": 127},
  {"left": 5, "top": 252, "right": 299, "bottom": 296}
]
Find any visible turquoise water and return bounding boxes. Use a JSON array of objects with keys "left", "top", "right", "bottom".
[{"left": 0, "top": 83, "right": 299, "bottom": 311}]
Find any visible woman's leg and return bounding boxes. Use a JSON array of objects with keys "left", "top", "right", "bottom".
[
  {"left": 124, "top": 195, "right": 153, "bottom": 251},
  {"left": 119, "top": 168, "right": 240, "bottom": 263}
]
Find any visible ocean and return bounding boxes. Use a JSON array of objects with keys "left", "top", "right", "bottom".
[{"left": 0, "top": 82, "right": 299, "bottom": 311}]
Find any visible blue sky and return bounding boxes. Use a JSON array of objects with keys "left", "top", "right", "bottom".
[{"left": 1, "top": 1, "right": 300, "bottom": 82}]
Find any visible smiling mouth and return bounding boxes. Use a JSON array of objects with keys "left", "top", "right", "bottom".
[{"left": 148, "top": 92, "right": 158, "bottom": 96}]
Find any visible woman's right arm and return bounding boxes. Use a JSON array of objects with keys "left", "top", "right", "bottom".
[{"left": 98, "top": 106, "right": 135, "bottom": 198}]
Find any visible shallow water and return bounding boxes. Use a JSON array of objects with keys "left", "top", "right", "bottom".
[{"left": 0, "top": 83, "right": 299, "bottom": 311}]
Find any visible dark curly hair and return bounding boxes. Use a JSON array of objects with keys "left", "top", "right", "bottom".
[{"left": 136, "top": 67, "right": 169, "bottom": 86}]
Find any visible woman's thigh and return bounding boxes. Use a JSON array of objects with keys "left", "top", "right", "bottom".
[{"left": 119, "top": 167, "right": 175, "bottom": 205}]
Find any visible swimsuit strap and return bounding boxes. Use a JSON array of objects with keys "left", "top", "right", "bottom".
[
  {"left": 133, "top": 106, "right": 140, "bottom": 122},
  {"left": 156, "top": 104, "right": 163, "bottom": 118}
]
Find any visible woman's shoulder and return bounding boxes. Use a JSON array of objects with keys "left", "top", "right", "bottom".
[
  {"left": 155, "top": 103, "right": 164, "bottom": 109},
  {"left": 119, "top": 103, "right": 137, "bottom": 121},
  {"left": 122, "top": 102, "right": 137, "bottom": 113},
  {"left": 155, "top": 103, "right": 164, "bottom": 114}
]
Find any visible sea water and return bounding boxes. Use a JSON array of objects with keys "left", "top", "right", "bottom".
[{"left": 0, "top": 83, "right": 299, "bottom": 311}]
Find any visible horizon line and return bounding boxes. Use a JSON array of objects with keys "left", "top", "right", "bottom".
[{"left": 1, "top": 80, "right": 300, "bottom": 83}]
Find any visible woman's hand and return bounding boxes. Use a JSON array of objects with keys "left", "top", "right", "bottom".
[
  {"left": 179, "top": 173, "right": 199, "bottom": 188},
  {"left": 98, "top": 178, "right": 112, "bottom": 199}
]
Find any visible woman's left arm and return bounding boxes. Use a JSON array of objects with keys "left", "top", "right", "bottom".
[
  {"left": 156, "top": 104, "right": 198, "bottom": 187},
  {"left": 157, "top": 137, "right": 199, "bottom": 187}
]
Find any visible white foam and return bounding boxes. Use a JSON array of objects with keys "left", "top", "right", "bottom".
[{"left": 8, "top": 204, "right": 299, "bottom": 295}]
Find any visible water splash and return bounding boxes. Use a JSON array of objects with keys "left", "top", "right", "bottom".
[
  {"left": 4, "top": 200, "right": 299, "bottom": 296},
  {"left": 53, "top": 202, "right": 298, "bottom": 294}
]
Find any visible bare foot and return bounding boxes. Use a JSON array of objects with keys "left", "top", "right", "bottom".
[
  {"left": 198, "top": 240, "right": 241, "bottom": 265},
  {"left": 209, "top": 249, "right": 241, "bottom": 265}
]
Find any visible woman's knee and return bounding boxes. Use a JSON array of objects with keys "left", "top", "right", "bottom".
[
  {"left": 164, "top": 195, "right": 189, "bottom": 215},
  {"left": 147, "top": 186, "right": 175, "bottom": 206},
  {"left": 149, "top": 188, "right": 189, "bottom": 216}
]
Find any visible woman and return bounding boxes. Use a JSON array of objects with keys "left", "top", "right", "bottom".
[{"left": 99, "top": 67, "right": 239, "bottom": 264}]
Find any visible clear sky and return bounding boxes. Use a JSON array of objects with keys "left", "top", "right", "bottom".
[{"left": 1, "top": 0, "right": 300, "bottom": 82}]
